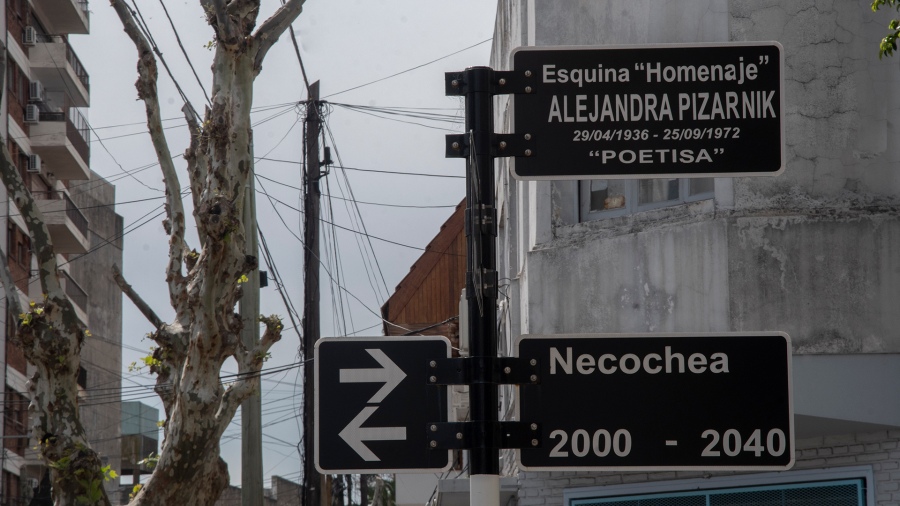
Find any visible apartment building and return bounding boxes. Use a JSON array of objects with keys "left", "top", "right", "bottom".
[{"left": 0, "top": 0, "right": 124, "bottom": 503}]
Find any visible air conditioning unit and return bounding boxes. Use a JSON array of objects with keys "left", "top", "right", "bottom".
[
  {"left": 25, "top": 104, "right": 40, "bottom": 124},
  {"left": 23, "top": 26, "right": 37, "bottom": 46},
  {"left": 29, "top": 81, "right": 44, "bottom": 103},
  {"left": 27, "top": 154, "right": 41, "bottom": 173}
]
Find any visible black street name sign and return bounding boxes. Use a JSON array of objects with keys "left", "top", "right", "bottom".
[
  {"left": 315, "top": 336, "right": 452, "bottom": 474},
  {"left": 511, "top": 43, "right": 784, "bottom": 179},
  {"left": 516, "top": 333, "right": 793, "bottom": 471}
]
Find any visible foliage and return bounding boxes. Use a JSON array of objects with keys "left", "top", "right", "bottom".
[
  {"left": 138, "top": 453, "right": 160, "bottom": 469},
  {"left": 872, "top": 0, "right": 900, "bottom": 57},
  {"left": 129, "top": 485, "right": 142, "bottom": 502}
]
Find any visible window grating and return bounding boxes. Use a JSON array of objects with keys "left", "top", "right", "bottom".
[{"left": 572, "top": 479, "right": 864, "bottom": 506}]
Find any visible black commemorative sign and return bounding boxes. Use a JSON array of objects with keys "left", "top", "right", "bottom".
[
  {"left": 511, "top": 43, "right": 784, "bottom": 179},
  {"left": 516, "top": 333, "right": 793, "bottom": 471}
]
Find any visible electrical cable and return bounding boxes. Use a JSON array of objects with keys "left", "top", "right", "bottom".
[
  {"left": 322, "top": 37, "right": 492, "bottom": 99},
  {"left": 256, "top": 157, "right": 465, "bottom": 178},
  {"left": 254, "top": 173, "right": 458, "bottom": 208},
  {"left": 127, "top": 0, "right": 201, "bottom": 121},
  {"left": 156, "top": 0, "right": 212, "bottom": 106},
  {"left": 323, "top": 120, "right": 390, "bottom": 299}
]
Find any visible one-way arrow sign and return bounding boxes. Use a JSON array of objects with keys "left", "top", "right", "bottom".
[
  {"left": 338, "top": 406, "right": 406, "bottom": 461},
  {"left": 339, "top": 349, "right": 406, "bottom": 403},
  {"left": 315, "top": 336, "right": 452, "bottom": 474}
]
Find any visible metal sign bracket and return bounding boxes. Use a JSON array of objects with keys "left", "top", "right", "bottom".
[
  {"left": 427, "top": 356, "right": 539, "bottom": 386},
  {"left": 444, "top": 70, "right": 534, "bottom": 97},
  {"left": 427, "top": 421, "right": 542, "bottom": 450},
  {"left": 445, "top": 133, "right": 535, "bottom": 159}
]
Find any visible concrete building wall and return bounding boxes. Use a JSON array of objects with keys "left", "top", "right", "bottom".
[
  {"left": 69, "top": 171, "right": 124, "bottom": 499},
  {"left": 481, "top": 1, "right": 900, "bottom": 506},
  {"left": 499, "top": 0, "right": 900, "bottom": 350},
  {"left": 518, "top": 430, "right": 900, "bottom": 506}
]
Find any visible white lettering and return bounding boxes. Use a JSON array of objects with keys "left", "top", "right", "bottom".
[
  {"left": 688, "top": 353, "right": 708, "bottom": 373},
  {"left": 710, "top": 353, "right": 730, "bottom": 373},
  {"left": 598, "top": 354, "right": 617, "bottom": 374},
  {"left": 576, "top": 353, "right": 595, "bottom": 374},
  {"left": 620, "top": 354, "right": 640, "bottom": 374},
  {"left": 548, "top": 96, "right": 563, "bottom": 122},
  {"left": 643, "top": 353, "right": 662, "bottom": 374},
  {"left": 666, "top": 346, "right": 684, "bottom": 373},
  {"left": 550, "top": 347, "right": 572, "bottom": 374},
  {"left": 548, "top": 346, "right": 730, "bottom": 376},
  {"left": 543, "top": 64, "right": 557, "bottom": 83}
]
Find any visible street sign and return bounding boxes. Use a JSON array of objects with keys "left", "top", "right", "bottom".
[
  {"left": 511, "top": 42, "right": 784, "bottom": 180},
  {"left": 516, "top": 333, "right": 793, "bottom": 471},
  {"left": 315, "top": 336, "right": 452, "bottom": 474}
]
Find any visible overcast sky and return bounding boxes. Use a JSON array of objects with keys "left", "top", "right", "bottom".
[{"left": 70, "top": 0, "right": 497, "bottom": 489}]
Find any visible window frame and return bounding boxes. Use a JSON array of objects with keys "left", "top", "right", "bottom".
[
  {"left": 579, "top": 178, "right": 714, "bottom": 222},
  {"left": 563, "top": 465, "right": 875, "bottom": 506}
]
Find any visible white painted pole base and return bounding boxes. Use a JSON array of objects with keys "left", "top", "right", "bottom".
[{"left": 470, "top": 474, "right": 500, "bottom": 506}]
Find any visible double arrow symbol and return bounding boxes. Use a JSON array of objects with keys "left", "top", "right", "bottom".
[{"left": 339, "top": 349, "right": 407, "bottom": 461}]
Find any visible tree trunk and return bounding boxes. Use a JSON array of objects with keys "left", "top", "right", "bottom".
[{"left": 107, "top": 0, "right": 305, "bottom": 505}]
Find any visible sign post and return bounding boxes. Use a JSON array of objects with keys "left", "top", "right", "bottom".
[
  {"left": 310, "top": 42, "right": 792, "bottom": 502},
  {"left": 511, "top": 43, "right": 784, "bottom": 179},
  {"left": 516, "top": 333, "right": 793, "bottom": 471}
]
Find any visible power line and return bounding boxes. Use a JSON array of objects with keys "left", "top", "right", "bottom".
[
  {"left": 321, "top": 37, "right": 492, "bottom": 99},
  {"left": 156, "top": 0, "right": 212, "bottom": 106},
  {"left": 256, "top": 157, "right": 464, "bottom": 178},
  {"left": 127, "top": 0, "right": 200, "bottom": 120},
  {"left": 254, "top": 173, "right": 458, "bottom": 208},
  {"left": 323, "top": 118, "right": 390, "bottom": 302},
  {"left": 256, "top": 185, "right": 459, "bottom": 254}
]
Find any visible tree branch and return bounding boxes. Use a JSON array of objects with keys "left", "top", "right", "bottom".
[
  {"left": 209, "top": 0, "right": 239, "bottom": 44},
  {"left": 112, "top": 263, "right": 164, "bottom": 330},
  {"left": 183, "top": 104, "right": 208, "bottom": 248},
  {"left": 218, "top": 314, "right": 282, "bottom": 419},
  {"left": 252, "top": 0, "right": 306, "bottom": 72},
  {"left": 0, "top": 249, "right": 22, "bottom": 318},
  {"left": 111, "top": 0, "right": 190, "bottom": 314}
]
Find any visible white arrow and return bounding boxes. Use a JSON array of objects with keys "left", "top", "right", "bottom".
[
  {"left": 339, "top": 348, "right": 406, "bottom": 403},
  {"left": 339, "top": 406, "right": 407, "bottom": 461}
]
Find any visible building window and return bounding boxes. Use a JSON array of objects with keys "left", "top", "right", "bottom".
[
  {"left": 1, "top": 470, "right": 22, "bottom": 506},
  {"left": 580, "top": 178, "right": 714, "bottom": 221},
  {"left": 7, "top": 139, "right": 31, "bottom": 189},
  {"left": 5, "top": 58, "right": 29, "bottom": 131},
  {"left": 5, "top": 0, "right": 29, "bottom": 47},
  {"left": 7, "top": 223, "right": 31, "bottom": 294},
  {"left": 4, "top": 388, "right": 29, "bottom": 456},
  {"left": 5, "top": 311, "right": 27, "bottom": 374}
]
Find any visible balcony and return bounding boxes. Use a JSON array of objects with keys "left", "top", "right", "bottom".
[
  {"left": 30, "top": 0, "right": 89, "bottom": 35},
  {"left": 60, "top": 270, "right": 88, "bottom": 325},
  {"left": 35, "top": 191, "right": 89, "bottom": 254},
  {"left": 29, "top": 35, "right": 90, "bottom": 107},
  {"left": 29, "top": 109, "right": 91, "bottom": 181}
]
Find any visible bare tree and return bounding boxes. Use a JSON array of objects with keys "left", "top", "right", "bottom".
[{"left": 0, "top": 0, "right": 305, "bottom": 504}]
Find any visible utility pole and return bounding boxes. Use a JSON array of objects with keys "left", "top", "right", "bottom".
[
  {"left": 302, "top": 81, "right": 322, "bottom": 506},
  {"left": 241, "top": 147, "right": 263, "bottom": 506}
]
